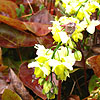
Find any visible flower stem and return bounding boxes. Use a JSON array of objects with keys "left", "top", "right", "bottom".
[
  {"left": 74, "top": 0, "right": 88, "bottom": 17},
  {"left": 50, "top": 41, "right": 62, "bottom": 82},
  {"left": 57, "top": 80, "right": 62, "bottom": 100},
  {"left": 51, "top": 41, "right": 62, "bottom": 59}
]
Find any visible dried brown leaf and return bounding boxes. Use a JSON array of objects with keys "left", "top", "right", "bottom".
[{"left": 9, "top": 68, "right": 34, "bottom": 100}]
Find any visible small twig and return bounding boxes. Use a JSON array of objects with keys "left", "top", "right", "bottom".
[
  {"left": 21, "top": 13, "right": 32, "bottom": 18},
  {"left": 70, "top": 81, "right": 76, "bottom": 95},
  {"left": 16, "top": 48, "right": 23, "bottom": 63},
  {"left": 26, "top": 0, "right": 34, "bottom": 14}
]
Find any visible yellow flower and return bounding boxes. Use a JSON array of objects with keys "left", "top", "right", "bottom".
[
  {"left": 72, "top": 32, "right": 83, "bottom": 42},
  {"left": 85, "top": 3, "right": 97, "bottom": 15},
  {"left": 34, "top": 67, "right": 44, "bottom": 78},
  {"left": 77, "top": 10, "right": 85, "bottom": 20},
  {"left": 36, "top": 56, "right": 47, "bottom": 63}
]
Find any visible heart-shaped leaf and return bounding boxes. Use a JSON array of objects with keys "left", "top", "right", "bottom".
[
  {"left": 19, "top": 62, "right": 47, "bottom": 99},
  {"left": 29, "top": 8, "right": 54, "bottom": 25},
  {"left": 0, "top": 23, "right": 38, "bottom": 48}
]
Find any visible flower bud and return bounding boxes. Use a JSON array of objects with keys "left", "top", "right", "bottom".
[
  {"left": 74, "top": 50, "right": 82, "bottom": 61},
  {"left": 38, "top": 78, "right": 45, "bottom": 85},
  {"left": 54, "top": 86, "right": 58, "bottom": 94}
]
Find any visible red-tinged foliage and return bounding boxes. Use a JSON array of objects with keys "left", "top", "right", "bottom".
[
  {"left": 0, "top": 15, "right": 27, "bottom": 31},
  {"left": 24, "top": 22, "right": 51, "bottom": 36},
  {"left": 29, "top": 8, "right": 54, "bottom": 25},
  {"left": 96, "top": 24, "right": 100, "bottom": 30},
  {"left": 0, "top": 23, "right": 38, "bottom": 48},
  {"left": 37, "top": 34, "right": 54, "bottom": 48},
  {"left": 19, "top": 62, "right": 47, "bottom": 100},
  {"left": 0, "top": 23, "right": 54, "bottom": 48},
  {"left": 87, "top": 55, "right": 100, "bottom": 77},
  {"left": 0, "top": 0, "right": 18, "bottom": 18}
]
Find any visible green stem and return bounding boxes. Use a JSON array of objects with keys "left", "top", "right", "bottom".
[
  {"left": 50, "top": 41, "right": 62, "bottom": 82},
  {"left": 74, "top": 0, "right": 88, "bottom": 17},
  {"left": 51, "top": 42, "right": 62, "bottom": 59}
]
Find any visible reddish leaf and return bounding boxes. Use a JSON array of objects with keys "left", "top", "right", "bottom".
[
  {"left": 0, "top": 0, "right": 18, "bottom": 18},
  {"left": 87, "top": 55, "right": 100, "bottom": 77},
  {"left": 0, "top": 15, "right": 52, "bottom": 36},
  {"left": 0, "top": 23, "right": 38, "bottom": 48},
  {"left": 37, "top": 34, "right": 54, "bottom": 48},
  {"left": 29, "top": 8, "right": 54, "bottom": 25},
  {"left": 0, "top": 23, "right": 54, "bottom": 48},
  {"left": 24, "top": 22, "right": 51, "bottom": 36},
  {"left": 0, "top": 15, "right": 27, "bottom": 31},
  {"left": 19, "top": 62, "right": 47, "bottom": 99},
  {"left": 96, "top": 24, "right": 100, "bottom": 30}
]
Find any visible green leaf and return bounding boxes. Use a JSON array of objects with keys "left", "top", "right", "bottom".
[
  {"left": 20, "top": 4, "right": 25, "bottom": 13},
  {"left": 88, "top": 75, "right": 100, "bottom": 93},
  {"left": 2, "top": 89, "right": 22, "bottom": 100},
  {"left": 16, "top": 8, "right": 21, "bottom": 17}
]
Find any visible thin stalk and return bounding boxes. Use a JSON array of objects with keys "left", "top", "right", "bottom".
[
  {"left": 74, "top": 0, "right": 88, "bottom": 17},
  {"left": 26, "top": 0, "right": 34, "bottom": 14},
  {"left": 50, "top": 42, "right": 62, "bottom": 84},
  {"left": 51, "top": 41, "right": 62, "bottom": 59},
  {"left": 50, "top": 42, "right": 62, "bottom": 100},
  {"left": 57, "top": 80, "right": 62, "bottom": 100},
  {"left": 16, "top": 48, "right": 23, "bottom": 63}
]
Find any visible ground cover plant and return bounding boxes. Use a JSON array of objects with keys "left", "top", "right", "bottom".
[{"left": 0, "top": 0, "right": 100, "bottom": 100}]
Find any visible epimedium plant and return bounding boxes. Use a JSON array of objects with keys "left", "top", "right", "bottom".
[{"left": 28, "top": 0, "right": 100, "bottom": 99}]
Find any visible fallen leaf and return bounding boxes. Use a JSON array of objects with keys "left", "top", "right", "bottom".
[
  {"left": 2, "top": 89, "right": 22, "bottom": 100},
  {"left": 19, "top": 62, "right": 47, "bottom": 100},
  {"left": 24, "top": 22, "right": 51, "bottom": 36},
  {"left": 36, "top": 34, "right": 54, "bottom": 48},
  {"left": 0, "top": 15, "right": 27, "bottom": 31},
  {"left": 9, "top": 68, "right": 34, "bottom": 100},
  {"left": 0, "top": 23, "right": 54, "bottom": 48},
  {"left": 29, "top": 8, "right": 54, "bottom": 25},
  {"left": 0, "top": 23, "right": 38, "bottom": 48},
  {"left": 0, "top": 0, "right": 18, "bottom": 18},
  {"left": 87, "top": 55, "right": 100, "bottom": 77}
]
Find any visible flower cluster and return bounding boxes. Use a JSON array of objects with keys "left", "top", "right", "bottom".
[
  {"left": 28, "top": 43, "right": 82, "bottom": 98},
  {"left": 28, "top": 0, "right": 100, "bottom": 99}
]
